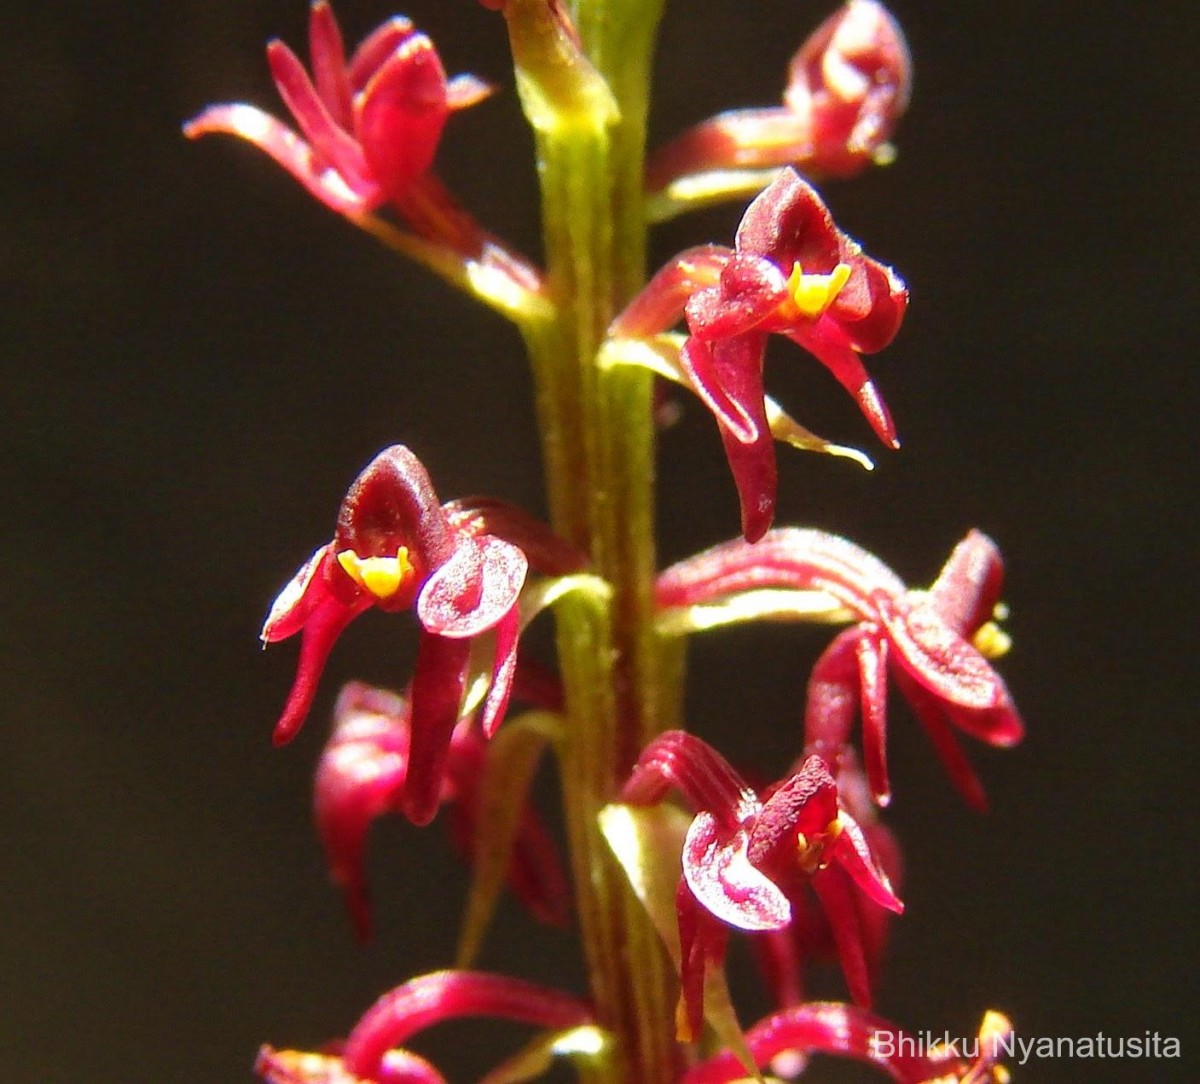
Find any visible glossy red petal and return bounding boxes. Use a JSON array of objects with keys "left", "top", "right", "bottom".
[
  {"left": 749, "top": 756, "right": 839, "bottom": 864},
  {"left": 656, "top": 527, "right": 906, "bottom": 614},
  {"left": 267, "top": 39, "right": 375, "bottom": 194},
  {"left": 341, "top": 971, "right": 592, "bottom": 1080},
  {"left": 735, "top": 169, "right": 841, "bottom": 272},
  {"left": 790, "top": 317, "right": 898, "bottom": 447},
  {"left": 308, "top": 1, "right": 354, "bottom": 128},
  {"left": 830, "top": 813, "right": 903, "bottom": 913},
  {"left": 804, "top": 628, "right": 864, "bottom": 756},
  {"left": 717, "top": 403, "right": 778, "bottom": 543},
  {"left": 855, "top": 631, "right": 892, "bottom": 805},
  {"left": 683, "top": 812, "right": 792, "bottom": 931},
  {"left": 183, "top": 105, "right": 379, "bottom": 215},
  {"left": 685, "top": 254, "right": 790, "bottom": 340},
  {"left": 336, "top": 445, "right": 455, "bottom": 572},
  {"left": 929, "top": 529, "right": 1006, "bottom": 635},
  {"left": 675, "top": 880, "right": 730, "bottom": 1043},
  {"left": 346, "top": 16, "right": 416, "bottom": 91},
  {"left": 401, "top": 633, "right": 472, "bottom": 826},
  {"left": 609, "top": 245, "right": 729, "bottom": 337},
  {"left": 876, "top": 594, "right": 1010, "bottom": 714},
  {"left": 679, "top": 332, "right": 769, "bottom": 446},
  {"left": 356, "top": 33, "right": 450, "bottom": 200},
  {"left": 621, "top": 730, "right": 757, "bottom": 828},
  {"left": 898, "top": 671, "right": 990, "bottom": 812},
  {"left": 272, "top": 593, "right": 371, "bottom": 746},
  {"left": 262, "top": 545, "right": 334, "bottom": 643},
  {"left": 314, "top": 683, "right": 412, "bottom": 941},
  {"left": 442, "top": 497, "right": 587, "bottom": 575},
  {"left": 418, "top": 536, "right": 527, "bottom": 639},
  {"left": 811, "top": 868, "right": 873, "bottom": 1007},
  {"left": 478, "top": 604, "right": 520, "bottom": 737}
]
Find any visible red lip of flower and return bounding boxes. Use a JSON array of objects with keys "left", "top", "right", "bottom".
[
  {"left": 621, "top": 731, "right": 902, "bottom": 1040},
  {"left": 261, "top": 444, "right": 528, "bottom": 826},
  {"left": 614, "top": 168, "right": 907, "bottom": 541},
  {"left": 656, "top": 528, "right": 1024, "bottom": 809},
  {"left": 315, "top": 681, "right": 569, "bottom": 941},
  {"left": 183, "top": 2, "right": 491, "bottom": 222}
]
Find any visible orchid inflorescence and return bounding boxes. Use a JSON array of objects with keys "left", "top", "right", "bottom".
[{"left": 190, "top": 1, "right": 1022, "bottom": 1081}]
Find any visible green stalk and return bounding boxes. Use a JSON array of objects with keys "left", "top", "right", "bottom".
[{"left": 504, "top": 0, "right": 680, "bottom": 1078}]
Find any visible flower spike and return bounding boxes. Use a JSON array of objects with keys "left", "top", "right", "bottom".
[
  {"left": 615, "top": 169, "right": 906, "bottom": 540},
  {"left": 622, "top": 731, "right": 902, "bottom": 1036},
  {"left": 646, "top": 1, "right": 911, "bottom": 218},
  {"left": 262, "top": 445, "right": 538, "bottom": 825},
  {"left": 657, "top": 528, "right": 1024, "bottom": 808}
]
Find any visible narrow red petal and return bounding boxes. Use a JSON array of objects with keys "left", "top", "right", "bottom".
[
  {"left": 183, "top": 105, "right": 378, "bottom": 214},
  {"left": 356, "top": 33, "right": 449, "bottom": 199},
  {"left": 656, "top": 528, "right": 906, "bottom": 614},
  {"left": 401, "top": 633, "right": 472, "bottom": 826},
  {"left": 811, "top": 869, "right": 873, "bottom": 1007},
  {"left": 314, "top": 683, "right": 412, "bottom": 941},
  {"left": 272, "top": 594, "right": 368, "bottom": 746},
  {"left": 267, "top": 40, "right": 376, "bottom": 194},
  {"left": 621, "top": 730, "right": 757, "bottom": 826},
  {"left": 831, "top": 814, "right": 903, "bottom": 914},
  {"left": 929, "top": 529, "right": 1006, "bottom": 635},
  {"left": 479, "top": 604, "right": 520, "bottom": 737},
  {"left": 675, "top": 882, "right": 730, "bottom": 1043},
  {"left": 855, "top": 632, "right": 892, "bottom": 805},
  {"left": 717, "top": 406, "right": 777, "bottom": 542},
  {"left": 803, "top": 627, "right": 864, "bottom": 755},
  {"left": 899, "top": 672, "right": 990, "bottom": 812},
  {"left": 346, "top": 16, "right": 416, "bottom": 91},
  {"left": 341, "top": 971, "right": 592, "bottom": 1079},
  {"left": 791, "top": 318, "right": 898, "bottom": 447},
  {"left": 308, "top": 0, "right": 354, "bottom": 128},
  {"left": 609, "top": 245, "right": 730, "bottom": 337},
  {"left": 679, "top": 332, "right": 768, "bottom": 446}
]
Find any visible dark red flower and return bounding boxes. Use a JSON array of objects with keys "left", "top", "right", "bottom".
[
  {"left": 621, "top": 731, "right": 901, "bottom": 1039},
  {"left": 262, "top": 445, "right": 529, "bottom": 826},
  {"left": 647, "top": 0, "right": 911, "bottom": 193},
  {"left": 656, "top": 529, "right": 1024, "bottom": 809},
  {"left": 314, "top": 681, "right": 569, "bottom": 941},
  {"left": 184, "top": 2, "right": 493, "bottom": 251},
  {"left": 614, "top": 169, "right": 906, "bottom": 541}
]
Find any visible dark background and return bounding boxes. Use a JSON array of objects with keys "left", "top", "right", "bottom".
[{"left": 2, "top": 1, "right": 1194, "bottom": 1081}]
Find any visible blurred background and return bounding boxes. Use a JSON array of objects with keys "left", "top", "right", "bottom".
[{"left": 1, "top": 1, "right": 1194, "bottom": 1081}]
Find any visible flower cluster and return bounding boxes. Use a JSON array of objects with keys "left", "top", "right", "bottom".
[{"left": 190, "top": 2, "right": 1025, "bottom": 1082}]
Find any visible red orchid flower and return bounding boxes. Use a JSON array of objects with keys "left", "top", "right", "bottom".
[
  {"left": 257, "top": 970, "right": 594, "bottom": 1084},
  {"left": 621, "top": 731, "right": 902, "bottom": 1040},
  {"left": 262, "top": 444, "right": 531, "bottom": 826},
  {"left": 684, "top": 1003, "right": 1014, "bottom": 1084},
  {"left": 647, "top": 0, "right": 911, "bottom": 192},
  {"left": 315, "top": 681, "right": 569, "bottom": 941},
  {"left": 183, "top": 2, "right": 493, "bottom": 249},
  {"left": 656, "top": 528, "right": 1024, "bottom": 809},
  {"left": 751, "top": 748, "right": 902, "bottom": 1016},
  {"left": 614, "top": 168, "right": 906, "bottom": 541}
]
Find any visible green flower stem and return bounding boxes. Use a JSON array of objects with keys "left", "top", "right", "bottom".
[{"left": 505, "top": 0, "right": 680, "bottom": 1079}]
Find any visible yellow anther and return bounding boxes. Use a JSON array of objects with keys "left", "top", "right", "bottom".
[
  {"left": 784, "top": 261, "right": 852, "bottom": 319},
  {"left": 972, "top": 620, "right": 1012, "bottom": 659},
  {"left": 337, "top": 547, "right": 414, "bottom": 600}
]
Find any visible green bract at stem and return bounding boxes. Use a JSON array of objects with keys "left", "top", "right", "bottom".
[{"left": 502, "top": 0, "right": 681, "bottom": 1079}]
